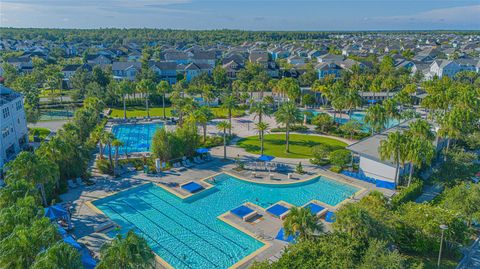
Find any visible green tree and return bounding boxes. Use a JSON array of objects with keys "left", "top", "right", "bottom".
[
  {"left": 136, "top": 79, "right": 156, "bottom": 119},
  {"left": 213, "top": 65, "right": 228, "bottom": 88},
  {"left": 193, "top": 106, "right": 214, "bottom": 143},
  {"left": 311, "top": 113, "right": 332, "bottom": 133},
  {"left": 339, "top": 120, "right": 361, "bottom": 139},
  {"left": 440, "top": 182, "right": 480, "bottom": 228},
  {"left": 221, "top": 95, "right": 237, "bottom": 135},
  {"left": 254, "top": 122, "right": 270, "bottom": 155},
  {"left": 156, "top": 81, "right": 172, "bottom": 120},
  {"left": 364, "top": 104, "right": 387, "bottom": 134},
  {"left": 379, "top": 131, "right": 407, "bottom": 187},
  {"left": 216, "top": 121, "right": 231, "bottom": 159},
  {"left": 97, "top": 230, "right": 154, "bottom": 269},
  {"left": 31, "top": 242, "right": 82, "bottom": 269},
  {"left": 274, "top": 102, "right": 301, "bottom": 153},
  {"left": 283, "top": 207, "right": 323, "bottom": 241},
  {"left": 117, "top": 80, "right": 134, "bottom": 120},
  {"left": 250, "top": 101, "right": 272, "bottom": 125},
  {"left": 5, "top": 152, "right": 59, "bottom": 206},
  {"left": 358, "top": 239, "right": 404, "bottom": 269},
  {"left": 329, "top": 149, "right": 352, "bottom": 168}
]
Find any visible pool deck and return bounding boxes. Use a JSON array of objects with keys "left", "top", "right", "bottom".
[{"left": 61, "top": 155, "right": 394, "bottom": 268}]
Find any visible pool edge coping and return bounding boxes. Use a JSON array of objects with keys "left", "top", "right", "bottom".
[{"left": 84, "top": 171, "right": 367, "bottom": 268}]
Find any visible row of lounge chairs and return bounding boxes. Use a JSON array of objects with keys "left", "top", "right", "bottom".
[
  {"left": 168, "top": 155, "right": 213, "bottom": 172},
  {"left": 68, "top": 178, "right": 85, "bottom": 189}
]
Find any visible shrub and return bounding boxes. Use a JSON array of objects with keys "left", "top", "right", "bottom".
[
  {"left": 330, "top": 165, "right": 343, "bottom": 173},
  {"left": 329, "top": 149, "right": 352, "bottom": 167},
  {"left": 271, "top": 125, "right": 309, "bottom": 133},
  {"left": 391, "top": 180, "right": 424, "bottom": 207},
  {"left": 97, "top": 159, "right": 113, "bottom": 175},
  {"left": 296, "top": 162, "right": 304, "bottom": 174}
]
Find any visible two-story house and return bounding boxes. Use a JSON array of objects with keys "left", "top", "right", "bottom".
[{"left": 112, "top": 62, "right": 141, "bottom": 81}]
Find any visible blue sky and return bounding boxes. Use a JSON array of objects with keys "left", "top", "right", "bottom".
[{"left": 1, "top": 0, "right": 479, "bottom": 30}]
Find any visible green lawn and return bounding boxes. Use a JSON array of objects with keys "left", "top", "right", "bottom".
[
  {"left": 237, "top": 134, "right": 347, "bottom": 158},
  {"left": 109, "top": 106, "right": 245, "bottom": 119},
  {"left": 29, "top": 127, "right": 51, "bottom": 142}
]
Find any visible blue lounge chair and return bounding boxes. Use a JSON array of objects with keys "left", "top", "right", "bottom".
[
  {"left": 181, "top": 182, "right": 204, "bottom": 193},
  {"left": 231, "top": 205, "right": 258, "bottom": 221},
  {"left": 266, "top": 204, "right": 290, "bottom": 219},
  {"left": 325, "top": 211, "right": 336, "bottom": 223},
  {"left": 304, "top": 202, "right": 326, "bottom": 216},
  {"left": 275, "top": 227, "right": 296, "bottom": 243}
]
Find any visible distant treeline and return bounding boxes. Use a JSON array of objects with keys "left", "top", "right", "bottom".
[{"left": 0, "top": 28, "right": 478, "bottom": 46}]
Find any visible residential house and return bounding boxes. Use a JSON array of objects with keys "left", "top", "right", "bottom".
[
  {"left": 127, "top": 50, "right": 142, "bottom": 62},
  {"left": 425, "top": 59, "right": 477, "bottom": 79},
  {"left": 86, "top": 54, "right": 112, "bottom": 66},
  {"left": 112, "top": 62, "right": 141, "bottom": 81},
  {"left": 184, "top": 63, "right": 213, "bottom": 82},
  {"left": 6, "top": 56, "right": 33, "bottom": 73},
  {"left": 317, "top": 53, "right": 344, "bottom": 63},
  {"left": 191, "top": 51, "right": 216, "bottom": 67},
  {"left": 316, "top": 62, "right": 343, "bottom": 79},
  {"left": 222, "top": 60, "right": 243, "bottom": 79},
  {"left": 164, "top": 51, "right": 190, "bottom": 65},
  {"left": 150, "top": 62, "right": 178, "bottom": 84},
  {"left": 61, "top": 64, "right": 93, "bottom": 88}
]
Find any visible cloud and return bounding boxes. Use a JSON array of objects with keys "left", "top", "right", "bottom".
[{"left": 373, "top": 4, "right": 480, "bottom": 27}]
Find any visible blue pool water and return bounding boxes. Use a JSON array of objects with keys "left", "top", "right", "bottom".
[
  {"left": 93, "top": 173, "right": 359, "bottom": 269},
  {"left": 303, "top": 110, "right": 399, "bottom": 132},
  {"left": 111, "top": 123, "right": 163, "bottom": 154}
]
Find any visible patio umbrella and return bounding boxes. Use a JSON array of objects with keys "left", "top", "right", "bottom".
[
  {"left": 44, "top": 205, "right": 68, "bottom": 221},
  {"left": 257, "top": 155, "right": 275, "bottom": 162},
  {"left": 196, "top": 148, "right": 209, "bottom": 154}
]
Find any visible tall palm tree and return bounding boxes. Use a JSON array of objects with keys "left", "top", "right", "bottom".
[
  {"left": 274, "top": 101, "right": 301, "bottom": 153},
  {"left": 250, "top": 101, "right": 272, "bottom": 125},
  {"left": 193, "top": 106, "right": 213, "bottom": 143},
  {"left": 102, "top": 132, "right": 116, "bottom": 171},
  {"left": 216, "top": 121, "right": 231, "bottom": 159},
  {"left": 136, "top": 79, "right": 156, "bottom": 119},
  {"left": 156, "top": 81, "right": 171, "bottom": 120},
  {"left": 112, "top": 139, "right": 124, "bottom": 176},
  {"left": 405, "top": 137, "right": 435, "bottom": 186},
  {"left": 283, "top": 207, "right": 323, "bottom": 241},
  {"left": 97, "top": 230, "right": 154, "bottom": 269},
  {"left": 364, "top": 104, "right": 387, "bottom": 135},
  {"left": 379, "top": 131, "right": 407, "bottom": 187},
  {"left": 221, "top": 95, "right": 237, "bottom": 135},
  {"left": 255, "top": 122, "right": 270, "bottom": 155},
  {"left": 117, "top": 80, "right": 134, "bottom": 120},
  {"left": 344, "top": 88, "right": 362, "bottom": 119}
]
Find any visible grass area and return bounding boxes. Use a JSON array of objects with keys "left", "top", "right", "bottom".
[
  {"left": 39, "top": 88, "right": 71, "bottom": 98},
  {"left": 405, "top": 254, "right": 460, "bottom": 269},
  {"left": 29, "top": 127, "right": 51, "bottom": 142},
  {"left": 109, "top": 106, "right": 246, "bottom": 119},
  {"left": 237, "top": 133, "right": 347, "bottom": 158}
]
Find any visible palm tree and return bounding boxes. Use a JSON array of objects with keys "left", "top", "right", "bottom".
[
  {"left": 102, "top": 132, "right": 115, "bottom": 171},
  {"left": 379, "top": 131, "right": 407, "bottom": 187},
  {"left": 274, "top": 101, "right": 301, "bottom": 153},
  {"left": 112, "top": 139, "right": 124, "bottom": 176},
  {"left": 4, "top": 152, "right": 59, "bottom": 207},
  {"left": 364, "top": 104, "right": 387, "bottom": 135},
  {"left": 156, "top": 81, "right": 171, "bottom": 120},
  {"left": 250, "top": 101, "right": 272, "bottom": 125},
  {"left": 255, "top": 122, "right": 270, "bottom": 155},
  {"left": 283, "top": 207, "right": 323, "bottom": 241},
  {"left": 136, "top": 79, "right": 156, "bottom": 119},
  {"left": 117, "top": 80, "right": 134, "bottom": 120},
  {"left": 97, "top": 230, "right": 154, "bottom": 269},
  {"left": 216, "top": 121, "right": 231, "bottom": 159},
  {"left": 31, "top": 242, "right": 82, "bottom": 269},
  {"left": 193, "top": 106, "right": 214, "bottom": 143},
  {"left": 221, "top": 95, "right": 237, "bottom": 135},
  {"left": 405, "top": 137, "right": 435, "bottom": 186},
  {"left": 344, "top": 88, "right": 362, "bottom": 119}
]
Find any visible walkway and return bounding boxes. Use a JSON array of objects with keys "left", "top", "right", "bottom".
[
  {"left": 457, "top": 238, "right": 480, "bottom": 269},
  {"left": 415, "top": 184, "right": 443, "bottom": 203}
]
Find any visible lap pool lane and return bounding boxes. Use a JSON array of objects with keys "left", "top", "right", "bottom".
[{"left": 93, "top": 173, "right": 359, "bottom": 269}]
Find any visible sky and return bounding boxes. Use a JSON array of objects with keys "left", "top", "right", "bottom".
[{"left": 1, "top": 0, "right": 479, "bottom": 31}]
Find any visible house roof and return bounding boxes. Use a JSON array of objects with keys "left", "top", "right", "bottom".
[{"left": 112, "top": 61, "right": 141, "bottom": 71}]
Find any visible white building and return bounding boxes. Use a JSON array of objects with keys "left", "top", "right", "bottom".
[{"left": 0, "top": 85, "right": 28, "bottom": 170}]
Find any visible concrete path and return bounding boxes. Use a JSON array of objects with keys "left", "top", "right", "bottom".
[
  {"left": 457, "top": 238, "right": 480, "bottom": 269},
  {"left": 415, "top": 184, "right": 443, "bottom": 203},
  {"left": 29, "top": 119, "right": 69, "bottom": 132}
]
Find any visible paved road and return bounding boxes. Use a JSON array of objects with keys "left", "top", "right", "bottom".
[
  {"left": 457, "top": 238, "right": 480, "bottom": 269},
  {"left": 29, "top": 120, "right": 69, "bottom": 132}
]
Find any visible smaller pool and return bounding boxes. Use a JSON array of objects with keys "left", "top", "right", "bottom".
[{"left": 111, "top": 123, "right": 163, "bottom": 154}]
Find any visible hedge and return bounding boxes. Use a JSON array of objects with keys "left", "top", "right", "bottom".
[{"left": 391, "top": 180, "right": 424, "bottom": 206}]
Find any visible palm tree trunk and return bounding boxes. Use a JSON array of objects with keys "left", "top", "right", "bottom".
[
  {"left": 407, "top": 162, "right": 414, "bottom": 186},
  {"left": 228, "top": 110, "right": 232, "bottom": 136},
  {"left": 39, "top": 183, "right": 48, "bottom": 207},
  {"left": 108, "top": 143, "right": 114, "bottom": 172},
  {"left": 146, "top": 94, "right": 150, "bottom": 119},
  {"left": 260, "top": 131, "right": 264, "bottom": 155},
  {"left": 286, "top": 124, "right": 290, "bottom": 153},
  {"left": 99, "top": 142, "right": 104, "bottom": 160},
  {"left": 203, "top": 124, "right": 207, "bottom": 143},
  {"left": 394, "top": 161, "right": 399, "bottom": 187},
  {"left": 123, "top": 95, "right": 127, "bottom": 119},
  {"left": 223, "top": 131, "right": 227, "bottom": 159},
  {"left": 162, "top": 93, "right": 166, "bottom": 119}
]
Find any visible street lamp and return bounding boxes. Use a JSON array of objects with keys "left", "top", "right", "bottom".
[{"left": 437, "top": 224, "right": 448, "bottom": 268}]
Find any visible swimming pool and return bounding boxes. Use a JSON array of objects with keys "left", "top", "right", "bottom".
[
  {"left": 93, "top": 173, "right": 359, "bottom": 269},
  {"left": 111, "top": 123, "right": 163, "bottom": 154},
  {"left": 302, "top": 110, "right": 399, "bottom": 132}
]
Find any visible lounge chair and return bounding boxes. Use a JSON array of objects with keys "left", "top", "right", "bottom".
[
  {"left": 185, "top": 159, "right": 194, "bottom": 166},
  {"left": 193, "top": 157, "right": 203, "bottom": 164},
  {"left": 182, "top": 160, "right": 192, "bottom": 168},
  {"left": 266, "top": 203, "right": 290, "bottom": 219},
  {"left": 304, "top": 202, "right": 327, "bottom": 216},
  {"left": 231, "top": 205, "right": 259, "bottom": 222},
  {"left": 324, "top": 211, "right": 336, "bottom": 223},
  {"left": 181, "top": 181, "right": 204, "bottom": 193}
]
